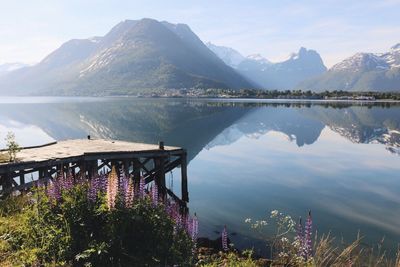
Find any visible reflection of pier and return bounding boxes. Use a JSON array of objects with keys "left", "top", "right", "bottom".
[{"left": 0, "top": 139, "right": 188, "bottom": 208}]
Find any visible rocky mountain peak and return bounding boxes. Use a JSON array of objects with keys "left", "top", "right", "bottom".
[
  {"left": 331, "top": 53, "right": 389, "bottom": 72},
  {"left": 391, "top": 43, "right": 400, "bottom": 51}
]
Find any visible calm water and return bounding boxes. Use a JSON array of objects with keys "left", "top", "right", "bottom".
[{"left": 1, "top": 97, "right": 400, "bottom": 253}]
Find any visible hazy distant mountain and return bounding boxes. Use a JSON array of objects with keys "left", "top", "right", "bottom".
[
  {"left": 298, "top": 44, "right": 400, "bottom": 92},
  {"left": 0, "top": 18, "right": 253, "bottom": 96},
  {"left": 207, "top": 43, "right": 327, "bottom": 89},
  {"left": 206, "top": 42, "right": 245, "bottom": 67},
  {"left": 0, "top": 63, "right": 29, "bottom": 76},
  {"left": 237, "top": 47, "right": 327, "bottom": 89}
]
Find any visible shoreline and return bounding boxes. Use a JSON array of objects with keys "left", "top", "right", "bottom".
[{"left": 1, "top": 95, "right": 400, "bottom": 104}]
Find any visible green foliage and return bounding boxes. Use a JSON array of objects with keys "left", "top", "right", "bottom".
[
  {"left": 0, "top": 185, "right": 193, "bottom": 266},
  {"left": 4, "top": 131, "right": 21, "bottom": 162},
  {"left": 197, "top": 249, "right": 266, "bottom": 267}
]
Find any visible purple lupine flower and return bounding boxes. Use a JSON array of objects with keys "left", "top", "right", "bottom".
[
  {"left": 151, "top": 182, "right": 158, "bottom": 206},
  {"left": 64, "top": 170, "right": 74, "bottom": 191},
  {"left": 186, "top": 217, "right": 192, "bottom": 235},
  {"left": 125, "top": 177, "right": 134, "bottom": 208},
  {"left": 119, "top": 169, "right": 129, "bottom": 203},
  {"left": 296, "top": 217, "right": 304, "bottom": 256},
  {"left": 168, "top": 202, "right": 182, "bottom": 230},
  {"left": 56, "top": 172, "right": 65, "bottom": 190},
  {"left": 304, "top": 211, "right": 313, "bottom": 259},
  {"left": 99, "top": 171, "right": 107, "bottom": 192},
  {"left": 47, "top": 179, "right": 61, "bottom": 201},
  {"left": 192, "top": 213, "right": 199, "bottom": 241},
  {"left": 221, "top": 225, "right": 228, "bottom": 251},
  {"left": 106, "top": 166, "right": 118, "bottom": 210},
  {"left": 191, "top": 214, "right": 199, "bottom": 254},
  {"left": 88, "top": 174, "right": 101, "bottom": 202},
  {"left": 139, "top": 176, "right": 145, "bottom": 198}
]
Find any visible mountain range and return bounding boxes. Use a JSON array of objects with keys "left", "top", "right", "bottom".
[
  {"left": 297, "top": 44, "right": 400, "bottom": 92},
  {"left": 0, "top": 18, "right": 399, "bottom": 95},
  {"left": 207, "top": 43, "right": 327, "bottom": 90},
  {"left": 0, "top": 18, "right": 253, "bottom": 96}
]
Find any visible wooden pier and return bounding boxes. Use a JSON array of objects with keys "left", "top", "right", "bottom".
[{"left": 0, "top": 139, "right": 189, "bottom": 208}]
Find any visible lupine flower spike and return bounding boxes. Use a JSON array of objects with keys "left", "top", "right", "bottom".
[
  {"left": 296, "top": 217, "right": 304, "bottom": 256},
  {"left": 151, "top": 182, "right": 158, "bottom": 206},
  {"left": 63, "top": 170, "right": 74, "bottom": 191},
  {"left": 191, "top": 213, "right": 199, "bottom": 253},
  {"left": 106, "top": 166, "right": 118, "bottom": 210},
  {"left": 47, "top": 178, "right": 61, "bottom": 201},
  {"left": 139, "top": 175, "right": 145, "bottom": 198},
  {"left": 222, "top": 225, "right": 228, "bottom": 251},
  {"left": 304, "top": 210, "right": 313, "bottom": 259},
  {"left": 125, "top": 176, "right": 134, "bottom": 208}
]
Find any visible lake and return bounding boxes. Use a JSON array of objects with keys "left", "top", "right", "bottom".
[{"left": 1, "top": 97, "right": 400, "bottom": 254}]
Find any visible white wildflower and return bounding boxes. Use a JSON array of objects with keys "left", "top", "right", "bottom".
[{"left": 271, "top": 210, "right": 279, "bottom": 217}]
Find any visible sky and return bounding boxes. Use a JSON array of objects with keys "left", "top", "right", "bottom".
[{"left": 0, "top": 0, "right": 400, "bottom": 68}]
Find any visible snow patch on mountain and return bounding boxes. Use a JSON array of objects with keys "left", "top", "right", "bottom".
[
  {"left": 331, "top": 44, "right": 400, "bottom": 71},
  {"left": 246, "top": 54, "right": 271, "bottom": 64},
  {"left": 206, "top": 42, "right": 245, "bottom": 67},
  {"left": 331, "top": 53, "right": 390, "bottom": 72}
]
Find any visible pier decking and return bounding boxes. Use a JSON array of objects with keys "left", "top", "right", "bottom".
[{"left": 0, "top": 139, "right": 188, "bottom": 208}]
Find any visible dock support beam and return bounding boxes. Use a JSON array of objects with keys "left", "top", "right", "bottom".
[
  {"left": 155, "top": 157, "right": 166, "bottom": 199},
  {"left": 181, "top": 152, "right": 188, "bottom": 203}
]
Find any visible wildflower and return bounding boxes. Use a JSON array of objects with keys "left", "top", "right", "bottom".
[
  {"left": 119, "top": 169, "right": 130, "bottom": 204},
  {"left": 221, "top": 225, "right": 228, "bottom": 251},
  {"left": 139, "top": 175, "right": 145, "bottom": 198},
  {"left": 244, "top": 218, "right": 252, "bottom": 223},
  {"left": 304, "top": 210, "right": 313, "bottom": 259},
  {"left": 191, "top": 213, "right": 199, "bottom": 241},
  {"left": 125, "top": 176, "right": 134, "bottom": 208},
  {"left": 99, "top": 171, "right": 107, "bottom": 191},
  {"left": 271, "top": 210, "right": 279, "bottom": 218},
  {"left": 47, "top": 178, "right": 61, "bottom": 201},
  {"left": 296, "top": 217, "right": 304, "bottom": 255},
  {"left": 106, "top": 166, "right": 118, "bottom": 210},
  {"left": 151, "top": 182, "right": 158, "bottom": 206},
  {"left": 88, "top": 174, "right": 102, "bottom": 202},
  {"left": 62, "top": 170, "right": 74, "bottom": 191}
]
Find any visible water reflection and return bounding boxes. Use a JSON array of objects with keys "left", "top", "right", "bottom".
[{"left": 1, "top": 98, "right": 400, "bottom": 253}]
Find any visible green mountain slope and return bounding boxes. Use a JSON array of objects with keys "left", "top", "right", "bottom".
[{"left": 0, "top": 18, "right": 253, "bottom": 96}]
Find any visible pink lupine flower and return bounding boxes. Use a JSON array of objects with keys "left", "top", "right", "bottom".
[
  {"left": 222, "top": 225, "right": 228, "bottom": 251},
  {"left": 106, "top": 166, "right": 118, "bottom": 210}
]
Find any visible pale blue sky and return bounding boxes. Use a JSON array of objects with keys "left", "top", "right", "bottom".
[{"left": 1, "top": 0, "right": 399, "bottom": 67}]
